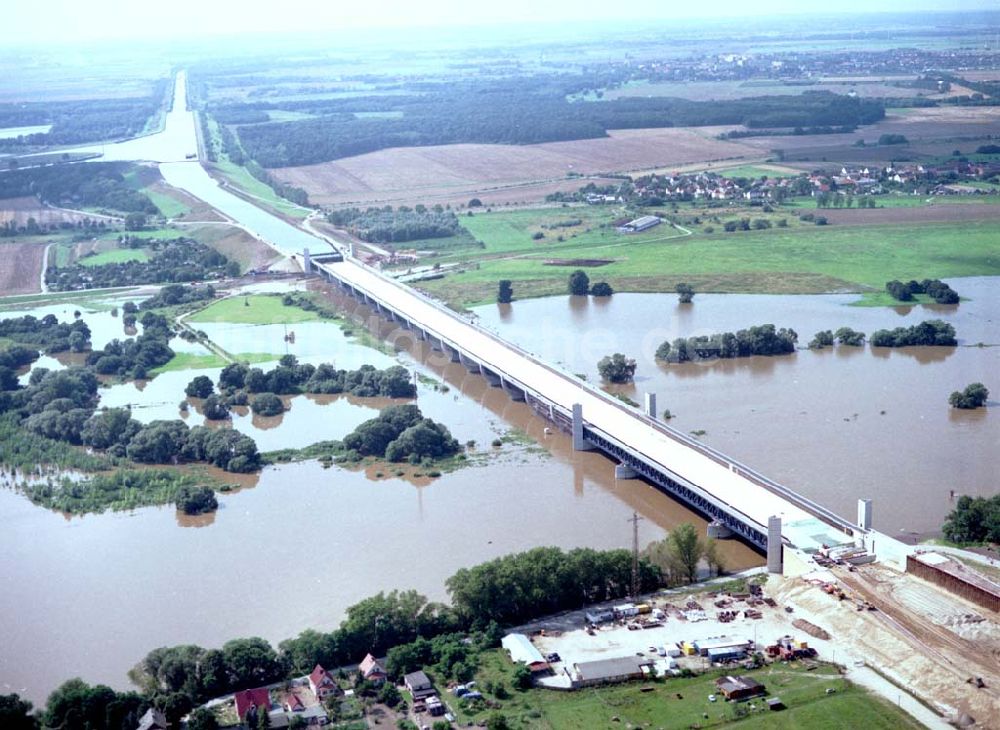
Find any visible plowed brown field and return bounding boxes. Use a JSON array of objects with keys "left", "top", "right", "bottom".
[
  {"left": 274, "top": 127, "right": 756, "bottom": 207},
  {"left": 0, "top": 241, "right": 46, "bottom": 295}
]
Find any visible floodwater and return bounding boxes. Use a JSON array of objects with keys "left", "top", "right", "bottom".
[
  {"left": 0, "top": 285, "right": 762, "bottom": 705},
  {"left": 473, "top": 277, "right": 1000, "bottom": 536}
]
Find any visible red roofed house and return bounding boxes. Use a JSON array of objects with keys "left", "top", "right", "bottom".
[
  {"left": 359, "top": 653, "right": 387, "bottom": 686},
  {"left": 234, "top": 687, "right": 272, "bottom": 726},
  {"left": 309, "top": 664, "right": 339, "bottom": 699}
]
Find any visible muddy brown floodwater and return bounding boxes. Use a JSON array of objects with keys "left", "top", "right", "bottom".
[
  {"left": 0, "top": 285, "right": 761, "bottom": 705},
  {"left": 473, "top": 277, "right": 1000, "bottom": 537}
]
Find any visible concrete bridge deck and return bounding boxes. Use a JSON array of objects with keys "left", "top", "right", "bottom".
[{"left": 316, "top": 256, "right": 858, "bottom": 552}]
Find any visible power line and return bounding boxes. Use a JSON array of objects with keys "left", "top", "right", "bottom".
[{"left": 628, "top": 511, "right": 643, "bottom": 600}]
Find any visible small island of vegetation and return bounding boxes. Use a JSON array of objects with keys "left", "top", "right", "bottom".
[{"left": 656, "top": 324, "right": 797, "bottom": 363}]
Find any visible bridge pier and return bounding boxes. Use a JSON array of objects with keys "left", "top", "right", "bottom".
[
  {"left": 480, "top": 365, "right": 502, "bottom": 387},
  {"left": 445, "top": 345, "right": 461, "bottom": 363},
  {"left": 707, "top": 521, "right": 734, "bottom": 540},
  {"left": 614, "top": 463, "right": 638, "bottom": 479},
  {"left": 501, "top": 378, "right": 526, "bottom": 402},
  {"left": 767, "top": 516, "right": 783, "bottom": 573},
  {"left": 572, "top": 403, "right": 596, "bottom": 451},
  {"left": 644, "top": 392, "right": 657, "bottom": 419},
  {"left": 458, "top": 353, "right": 480, "bottom": 373}
]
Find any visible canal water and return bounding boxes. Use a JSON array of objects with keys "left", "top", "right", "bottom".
[{"left": 473, "top": 277, "right": 1000, "bottom": 537}]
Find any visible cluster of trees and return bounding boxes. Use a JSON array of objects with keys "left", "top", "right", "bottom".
[
  {"left": 878, "top": 133, "right": 909, "bottom": 145},
  {"left": 869, "top": 319, "right": 957, "bottom": 347},
  {"left": 885, "top": 279, "right": 959, "bottom": 304},
  {"left": 47, "top": 238, "right": 239, "bottom": 291},
  {"left": 815, "top": 192, "right": 877, "bottom": 208},
  {"left": 326, "top": 206, "right": 463, "bottom": 244},
  {"left": 175, "top": 486, "right": 219, "bottom": 515},
  {"left": 942, "top": 495, "right": 1000, "bottom": 544},
  {"left": 342, "top": 404, "right": 460, "bottom": 463},
  {"left": 567, "top": 270, "right": 613, "bottom": 297},
  {"left": 85, "top": 312, "right": 174, "bottom": 379},
  {"left": 676, "top": 283, "right": 695, "bottom": 304},
  {"left": 214, "top": 357, "right": 416, "bottom": 399},
  {"left": 0, "top": 82, "right": 168, "bottom": 148},
  {"left": 949, "top": 382, "right": 989, "bottom": 410},
  {"left": 655, "top": 324, "right": 798, "bottom": 363},
  {"left": 447, "top": 546, "right": 660, "bottom": 627},
  {"left": 597, "top": 353, "right": 637, "bottom": 383},
  {"left": 0, "top": 314, "right": 91, "bottom": 355},
  {"left": 228, "top": 78, "right": 884, "bottom": 167},
  {"left": 126, "top": 420, "right": 259, "bottom": 472},
  {"left": 808, "top": 327, "right": 866, "bottom": 349},
  {"left": 497, "top": 280, "right": 513, "bottom": 304},
  {"left": 139, "top": 283, "right": 216, "bottom": 310},
  {"left": 0, "top": 162, "right": 159, "bottom": 214},
  {"left": 722, "top": 217, "right": 774, "bottom": 232},
  {"left": 385, "top": 630, "right": 499, "bottom": 686}
]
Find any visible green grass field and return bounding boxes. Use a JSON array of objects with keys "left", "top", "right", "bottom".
[
  {"left": 144, "top": 188, "right": 191, "bottom": 218},
  {"left": 77, "top": 249, "right": 150, "bottom": 267},
  {"left": 418, "top": 208, "right": 1000, "bottom": 307},
  {"left": 187, "top": 295, "right": 323, "bottom": 324},
  {"left": 717, "top": 165, "right": 797, "bottom": 179},
  {"left": 150, "top": 351, "right": 277, "bottom": 373},
  {"left": 448, "top": 651, "right": 923, "bottom": 730}
]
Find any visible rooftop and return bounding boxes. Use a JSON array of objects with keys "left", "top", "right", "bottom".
[{"left": 573, "top": 656, "right": 649, "bottom": 681}]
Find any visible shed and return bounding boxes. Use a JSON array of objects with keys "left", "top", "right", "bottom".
[
  {"left": 767, "top": 697, "right": 785, "bottom": 711},
  {"left": 571, "top": 656, "right": 651, "bottom": 687},
  {"left": 405, "top": 670, "right": 437, "bottom": 700},
  {"left": 707, "top": 646, "right": 747, "bottom": 662},
  {"left": 501, "top": 633, "right": 550, "bottom": 673},
  {"left": 715, "top": 675, "right": 765, "bottom": 701}
]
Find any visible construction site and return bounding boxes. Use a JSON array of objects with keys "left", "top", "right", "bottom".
[{"left": 514, "top": 532, "right": 999, "bottom": 728}]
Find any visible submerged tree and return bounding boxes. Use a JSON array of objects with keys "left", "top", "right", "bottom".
[
  {"left": 597, "top": 353, "right": 637, "bottom": 383},
  {"left": 949, "top": 383, "right": 989, "bottom": 410},
  {"left": 497, "top": 279, "right": 513, "bottom": 304},
  {"left": 568, "top": 269, "right": 590, "bottom": 296},
  {"left": 676, "top": 282, "right": 695, "bottom": 304}
]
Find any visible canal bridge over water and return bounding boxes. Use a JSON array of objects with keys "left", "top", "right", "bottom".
[{"left": 309, "top": 254, "right": 861, "bottom": 555}]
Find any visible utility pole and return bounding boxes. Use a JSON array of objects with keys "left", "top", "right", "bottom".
[{"left": 629, "top": 511, "right": 643, "bottom": 600}]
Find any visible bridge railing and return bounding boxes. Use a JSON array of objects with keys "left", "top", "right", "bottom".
[{"left": 321, "top": 256, "right": 858, "bottom": 536}]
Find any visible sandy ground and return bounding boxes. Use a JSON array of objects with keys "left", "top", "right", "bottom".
[
  {"left": 771, "top": 565, "right": 999, "bottom": 727},
  {"left": 274, "top": 127, "right": 756, "bottom": 208}
]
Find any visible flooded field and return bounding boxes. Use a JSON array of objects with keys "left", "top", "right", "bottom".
[
  {"left": 0, "top": 283, "right": 762, "bottom": 704},
  {"left": 473, "top": 277, "right": 1000, "bottom": 536}
]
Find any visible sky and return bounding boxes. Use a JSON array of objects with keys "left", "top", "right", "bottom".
[{"left": 5, "top": 0, "right": 998, "bottom": 43}]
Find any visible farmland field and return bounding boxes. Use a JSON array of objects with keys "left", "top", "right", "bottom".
[
  {"left": 274, "top": 127, "right": 757, "bottom": 208},
  {"left": 77, "top": 249, "right": 150, "bottom": 267},
  {"left": 187, "top": 294, "right": 323, "bottom": 325},
  {"left": 417, "top": 208, "right": 1000, "bottom": 307},
  {"left": 0, "top": 240, "right": 47, "bottom": 295}
]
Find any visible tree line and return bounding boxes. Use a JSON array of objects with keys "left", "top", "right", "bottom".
[
  {"left": 0, "top": 80, "right": 168, "bottom": 149},
  {"left": 0, "top": 162, "right": 159, "bottom": 215},
  {"left": 942, "top": 495, "right": 1000, "bottom": 544},
  {"left": 228, "top": 81, "right": 884, "bottom": 167},
  {"left": 655, "top": 324, "right": 798, "bottom": 363},
  {"left": 869, "top": 319, "right": 957, "bottom": 347},
  {"left": 47, "top": 237, "right": 239, "bottom": 291},
  {"left": 327, "top": 206, "right": 463, "bottom": 244},
  {"left": 885, "top": 278, "right": 959, "bottom": 304}
]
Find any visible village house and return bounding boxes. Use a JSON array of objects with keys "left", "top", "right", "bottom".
[
  {"left": 234, "top": 687, "right": 272, "bottom": 727},
  {"left": 136, "top": 708, "right": 167, "bottom": 730},
  {"left": 359, "top": 653, "right": 387, "bottom": 685},
  {"left": 309, "top": 664, "right": 339, "bottom": 699},
  {"left": 404, "top": 670, "right": 437, "bottom": 701}
]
